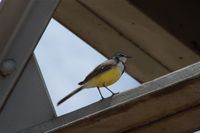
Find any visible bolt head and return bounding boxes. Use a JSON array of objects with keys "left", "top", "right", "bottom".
[{"left": 0, "top": 59, "right": 16, "bottom": 76}]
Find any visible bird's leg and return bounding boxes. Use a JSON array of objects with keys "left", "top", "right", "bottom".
[
  {"left": 103, "top": 85, "right": 119, "bottom": 96},
  {"left": 97, "top": 87, "right": 104, "bottom": 100}
]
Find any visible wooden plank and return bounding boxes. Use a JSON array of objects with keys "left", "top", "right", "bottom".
[
  {"left": 128, "top": 0, "right": 200, "bottom": 55},
  {"left": 0, "top": 0, "right": 59, "bottom": 112},
  {"left": 78, "top": 0, "right": 200, "bottom": 70},
  {"left": 53, "top": 0, "right": 169, "bottom": 82},
  {"left": 55, "top": 76, "right": 200, "bottom": 133},
  {"left": 0, "top": 0, "right": 29, "bottom": 52},
  {"left": 127, "top": 105, "right": 200, "bottom": 133},
  {"left": 19, "top": 62, "right": 200, "bottom": 133}
]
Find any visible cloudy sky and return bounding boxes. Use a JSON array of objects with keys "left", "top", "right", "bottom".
[{"left": 34, "top": 19, "right": 140, "bottom": 116}]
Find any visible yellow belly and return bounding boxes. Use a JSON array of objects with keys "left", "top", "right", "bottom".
[{"left": 85, "top": 66, "right": 121, "bottom": 88}]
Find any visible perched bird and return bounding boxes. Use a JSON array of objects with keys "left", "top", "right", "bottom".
[{"left": 57, "top": 52, "right": 131, "bottom": 106}]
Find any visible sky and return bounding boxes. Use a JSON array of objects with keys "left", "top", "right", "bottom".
[{"left": 34, "top": 18, "right": 139, "bottom": 116}]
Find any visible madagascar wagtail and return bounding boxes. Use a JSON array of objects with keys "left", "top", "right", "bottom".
[{"left": 57, "top": 52, "right": 131, "bottom": 106}]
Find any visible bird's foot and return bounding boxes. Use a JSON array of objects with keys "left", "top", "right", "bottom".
[
  {"left": 99, "top": 97, "right": 105, "bottom": 101},
  {"left": 111, "top": 92, "right": 119, "bottom": 97}
]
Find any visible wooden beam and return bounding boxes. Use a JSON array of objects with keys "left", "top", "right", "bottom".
[
  {"left": 127, "top": 105, "right": 200, "bottom": 133},
  {"left": 19, "top": 62, "right": 200, "bottom": 133},
  {"left": 78, "top": 0, "right": 200, "bottom": 71},
  {"left": 0, "top": 0, "right": 59, "bottom": 112},
  {"left": 128, "top": 0, "right": 200, "bottom": 55},
  {"left": 53, "top": 0, "right": 169, "bottom": 82}
]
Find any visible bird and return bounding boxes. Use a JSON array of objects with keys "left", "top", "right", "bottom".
[{"left": 57, "top": 52, "right": 131, "bottom": 106}]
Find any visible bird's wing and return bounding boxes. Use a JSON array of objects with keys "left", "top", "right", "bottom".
[{"left": 79, "top": 59, "right": 116, "bottom": 85}]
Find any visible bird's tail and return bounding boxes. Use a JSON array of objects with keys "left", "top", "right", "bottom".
[{"left": 57, "top": 86, "right": 83, "bottom": 106}]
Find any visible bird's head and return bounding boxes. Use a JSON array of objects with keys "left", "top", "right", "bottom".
[{"left": 112, "top": 52, "right": 131, "bottom": 63}]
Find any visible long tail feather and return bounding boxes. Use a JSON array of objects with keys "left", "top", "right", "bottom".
[{"left": 57, "top": 86, "right": 83, "bottom": 106}]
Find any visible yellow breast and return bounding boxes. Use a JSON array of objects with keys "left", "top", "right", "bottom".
[{"left": 85, "top": 66, "right": 121, "bottom": 88}]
